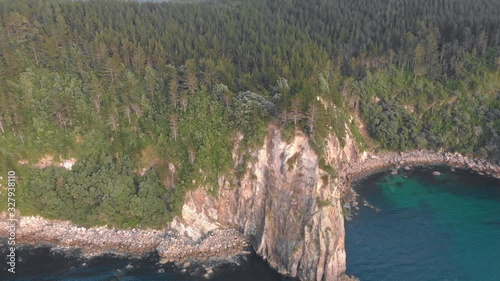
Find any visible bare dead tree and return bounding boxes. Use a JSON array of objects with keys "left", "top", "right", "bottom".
[{"left": 169, "top": 114, "right": 179, "bottom": 141}]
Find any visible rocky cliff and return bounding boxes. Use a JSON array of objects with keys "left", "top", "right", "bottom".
[
  {"left": 169, "top": 125, "right": 362, "bottom": 281},
  {"left": 4, "top": 124, "right": 498, "bottom": 280}
]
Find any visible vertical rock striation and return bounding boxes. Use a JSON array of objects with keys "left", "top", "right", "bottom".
[{"left": 173, "top": 125, "right": 361, "bottom": 280}]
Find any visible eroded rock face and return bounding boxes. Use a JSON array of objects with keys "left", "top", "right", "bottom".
[{"left": 171, "top": 125, "right": 361, "bottom": 281}]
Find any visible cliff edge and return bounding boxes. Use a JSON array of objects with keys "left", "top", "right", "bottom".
[{"left": 168, "top": 125, "right": 362, "bottom": 281}]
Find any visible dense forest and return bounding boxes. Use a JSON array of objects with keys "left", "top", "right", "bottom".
[{"left": 0, "top": 0, "right": 499, "bottom": 228}]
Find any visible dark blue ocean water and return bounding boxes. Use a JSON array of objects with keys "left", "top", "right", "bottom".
[
  {"left": 0, "top": 245, "right": 292, "bottom": 281},
  {"left": 345, "top": 167, "right": 500, "bottom": 281}
]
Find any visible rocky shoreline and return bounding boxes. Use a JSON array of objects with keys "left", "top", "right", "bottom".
[
  {"left": 0, "top": 215, "right": 249, "bottom": 263},
  {"left": 0, "top": 215, "right": 162, "bottom": 257},
  {"left": 339, "top": 149, "right": 500, "bottom": 217},
  {"left": 157, "top": 228, "right": 249, "bottom": 263},
  {"left": 346, "top": 150, "right": 500, "bottom": 181}
]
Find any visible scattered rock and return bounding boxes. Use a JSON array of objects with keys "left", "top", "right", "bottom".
[
  {"left": 156, "top": 229, "right": 248, "bottom": 263},
  {"left": 432, "top": 171, "right": 441, "bottom": 176},
  {"left": 0, "top": 215, "right": 164, "bottom": 258},
  {"left": 346, "top": 150, "right": 500, "bottom": 180},
  {"left": 204, "top": 268, "right": 214, "bottom": 279},
  {"left": 404, "top": 166, "right": 411, "bottom": 171}
]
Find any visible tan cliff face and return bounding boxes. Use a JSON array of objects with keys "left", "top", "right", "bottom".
[{"left": 174, "top": 125, "right": 362, "bottom": 281}]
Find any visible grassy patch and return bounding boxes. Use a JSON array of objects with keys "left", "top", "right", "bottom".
[
  {"left": 286, "top": 152, "right": 300, "bottom": 170},
  {"left": 316, "top": 197, "right": 331, "bottom": 208}
]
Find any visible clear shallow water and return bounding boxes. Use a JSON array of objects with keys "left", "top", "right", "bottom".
[
  {"left": 345, "top": 167, "right": 500, "bottom": 281},
  {"left": 0, "top": 243, "right": 291, "bottom": 281}
]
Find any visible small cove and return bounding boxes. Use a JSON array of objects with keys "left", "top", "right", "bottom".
[{"left": 345, "top": 166, "right": 500, "bottom": 281}]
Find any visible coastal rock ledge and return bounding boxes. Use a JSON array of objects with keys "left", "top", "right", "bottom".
[
  {"left": 0, "top": 215, "right": 248, "bottom": 262},
  {"left": 345, "top": 150, "right": 500, "bottom": 179}
]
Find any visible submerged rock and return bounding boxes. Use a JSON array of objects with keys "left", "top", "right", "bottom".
[
  {"left": 204, "top": 267, "right": 214, "bottom": 278},
  {"left": 432, "top": 171, "right": 441, "bottom": 176}
]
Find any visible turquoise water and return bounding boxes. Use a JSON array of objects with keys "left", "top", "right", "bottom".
[{"left": 345, "top": 167, "right": 500, "bottom": 281}]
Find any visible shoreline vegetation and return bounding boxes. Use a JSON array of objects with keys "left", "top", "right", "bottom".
[{"left": 1, "top": 150, "right": 499, "bottom": 268}]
